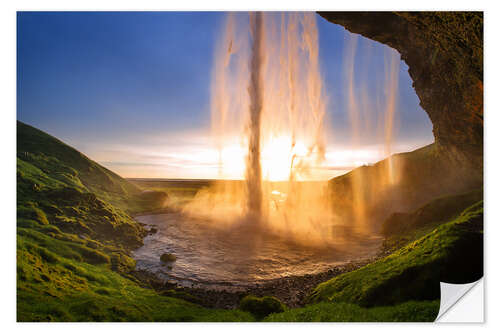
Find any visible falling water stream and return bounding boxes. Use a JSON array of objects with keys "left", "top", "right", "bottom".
[{"left": 246, "top": 12, "right": 264, "bottom": 218}]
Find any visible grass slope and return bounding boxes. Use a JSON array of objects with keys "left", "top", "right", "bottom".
[
  {"left": 17, "top": 229, "right": 252, "bottom": 321},
  {"left": 17, "top": 122, "right": 138, "bottom": 204},
  {"left": 381, "top": 189, "right": 483, "bottom": 252},
  {"left": 265, "top": 301, "right": 440, "bottom": 322},
  {"left": 308, "top": 201, "right": 483, "bottom": 307}
]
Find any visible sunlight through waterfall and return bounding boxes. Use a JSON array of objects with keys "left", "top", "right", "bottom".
[{"left": 184, "top": 12, "right": 402, "bottom": 244}]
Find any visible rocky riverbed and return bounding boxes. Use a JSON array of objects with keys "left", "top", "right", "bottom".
[{"left": 131, "top": 256, "right": 380, "bottom": 309}]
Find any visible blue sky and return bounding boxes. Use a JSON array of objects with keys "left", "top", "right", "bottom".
[{"left": 17, "top": 12, "right": 434, "bottom": 179}]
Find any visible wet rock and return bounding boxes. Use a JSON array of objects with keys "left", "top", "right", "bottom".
[
  {"left": 160, "top": 253, "right": 177, "bottom": 262},
  {"left": 133, "top": 256, "right": 382, "bottom": 309},
  {"left": 164, "top": 280, "right": 177, "bottom": 289}
]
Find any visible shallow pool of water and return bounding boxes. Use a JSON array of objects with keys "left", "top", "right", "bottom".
[{"left": 132, "top": 213, "right": 381, "bottom": 290}]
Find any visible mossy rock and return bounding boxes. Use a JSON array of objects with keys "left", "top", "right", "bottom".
[
  {"left": 239, "top": 295, "right": 286, "bottom": 319},
  {"left": 160, "top": 253, "right": 177, "bottom": 263}
]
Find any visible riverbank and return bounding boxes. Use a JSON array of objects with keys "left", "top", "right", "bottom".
[
  {"left": 131, "top": 255, "right": 381, "bottom": 309},
  {"left": 130, "top": 210, "right": 383, "bottom": 303}
]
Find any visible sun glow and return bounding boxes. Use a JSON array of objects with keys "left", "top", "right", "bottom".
[
  {"left": 261, "top": 135, "right": 308, "bottom": 181},
  {"left": 216, "top": 135, "right": 322, "bottom": 182},
  {"left": 93, "top": 132, "right": 428, "bottom": 181}
]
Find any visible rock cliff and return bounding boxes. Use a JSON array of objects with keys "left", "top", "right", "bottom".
[{"left": 319, "top": 12, "right": 483, "bottom": 166}]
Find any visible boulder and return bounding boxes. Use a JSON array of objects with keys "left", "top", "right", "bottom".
[{"left": 160, "top": 253, "right": 177, "bottom": 263}]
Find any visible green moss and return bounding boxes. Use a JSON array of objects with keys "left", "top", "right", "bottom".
[
  {"left": 160, "top": 253, "right": 177, "bottom": 262},
  {"left": 66, "top": 243, "right": 111, "bottom": 265},
  {"left": 240, "top": 295, "right": 286, "bottom": 319},
  {"left": 17, "top": 203, "right": 49, "bottom": 225},
  {"left": 110, "top": 252, "right": 136, "bottom": 273},
  {"left": 264, "top": 300, "right": 439, "bottom": 322},
  {"left": 381, "top": 189, "right": 483, "bottom": 252}
]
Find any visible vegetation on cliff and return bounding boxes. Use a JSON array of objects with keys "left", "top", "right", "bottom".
[
  {"left": 265, "top": 300, "right": 439, "bottom": 322},
  {"left": 381, "top": 189, "right": 482, "bottom": 252},
  {"left": 328, "top": 144, "right": 482, "bottom": 230},
  {"left": 308, "top": 201, "right": 483, "bottom": 306}
]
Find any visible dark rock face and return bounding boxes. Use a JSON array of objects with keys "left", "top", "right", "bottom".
[{"left": 318, "top": 12, "right": 483, "bottom": 165}]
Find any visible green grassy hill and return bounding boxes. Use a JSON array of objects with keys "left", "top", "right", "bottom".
[
  {"left": 17, "top": 121, "right": 149, "bottom": 249},
  {"left": 17, "top": 121, "right": 167, "bottom": 213},
  {"left": 307, "top": 201, "right": 483, "bottom": 307},
  {"left": 380, "top": 189, "right": 483, "bottom": 252},
  {"left": 328, "top": 144, "right": 483, "bottom": 230},
  {"left": 265, "top": 300, "right": 440, "bottom": 322}
]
